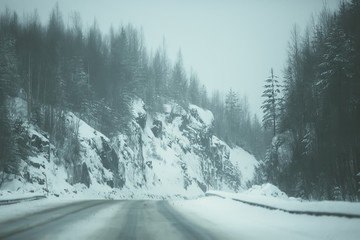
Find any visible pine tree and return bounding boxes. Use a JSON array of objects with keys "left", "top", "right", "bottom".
[
  {"left": 225, "top": 89, "right": 240, "bottom": 143},
  {"left": 147, "top": 47, "right": 168, "bottom": 111},
  {"left": 0, "top": 36, "right": 20, "bottom": 97},
  {"left": 0, "top": 106, "right": 21, "bottom": 185},
  {"left": 188, "top": 71, "right": 200, "bottom": 105},
  {"left": 170, "top": 50, "right": 188, "bottom": 107},
  {"left": 261, "top": 68, "right": 281, "bottom": 136},
  {"left": 0, "top": 34, "right": 21, "bottom": 184}
]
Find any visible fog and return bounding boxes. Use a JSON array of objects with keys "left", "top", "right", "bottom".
[{"left": 0, "top": 0, "right": 340, "bottom": 116}]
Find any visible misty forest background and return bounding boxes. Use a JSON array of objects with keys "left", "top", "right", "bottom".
[{"left": 1, "top": 1, "right": 360, "bottom": 200}]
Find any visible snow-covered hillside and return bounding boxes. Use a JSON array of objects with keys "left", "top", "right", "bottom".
[{"left": 0, "top": 97, "right": 259, "bottom": 199}]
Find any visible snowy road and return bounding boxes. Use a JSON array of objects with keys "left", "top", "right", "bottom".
[
  {"left": 1, "top": 197, "right": 360, "bottom": 240},
  {"left": 0, "top": 200, "right": 220, "bottom": 240}
]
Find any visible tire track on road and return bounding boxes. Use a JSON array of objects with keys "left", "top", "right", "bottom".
[{"left": 0, "top": 200, "right": 111, "bottom": 239}]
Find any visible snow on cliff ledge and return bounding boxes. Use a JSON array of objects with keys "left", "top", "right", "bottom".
[{"left": 189, "top": 104, "right": 214, "bottom": 126}]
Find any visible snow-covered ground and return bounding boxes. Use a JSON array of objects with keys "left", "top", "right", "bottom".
[
  {"left": 172, "top": 184, "right": 360, "bottom": 240},
  {"left": 172, "top": 196, "right": 360, "bottom": 240},
  {"left": 208, "top": 183, "right": 360, "bottom": 216}
]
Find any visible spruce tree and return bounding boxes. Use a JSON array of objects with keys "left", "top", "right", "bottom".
[
  {"left": 225, "top": 89, "right": 240, "bottom": 143},
  {"left": 170, "top": 50, "right": 188, "bottom": 107},
  {"left": 188, "top": 72, "right": 200, "bottom": 106},
  {"left": 261, "top": 68, "right": 281, "bottom": 136}
]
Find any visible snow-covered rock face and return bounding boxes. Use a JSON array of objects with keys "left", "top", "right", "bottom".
[
  {"left": 132, "top": 98, "right": 147, "bottom": 129},
  {"left": 1, "top": 97, "right": 259, "bottom": 199},
  {"left": 116, "top": 100, "right": 258, "bottom": 196},
  {"left": 64, "top": 112, "right": 124, "bottom": 189}
]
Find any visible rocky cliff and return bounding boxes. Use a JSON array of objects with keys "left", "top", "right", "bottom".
[{"left": 0, "top": 97, "right": 258, "bottom": 199}]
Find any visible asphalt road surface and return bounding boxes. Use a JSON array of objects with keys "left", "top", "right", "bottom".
[{"left": 0, "top": 200, "right": 220, "bottom": 240}]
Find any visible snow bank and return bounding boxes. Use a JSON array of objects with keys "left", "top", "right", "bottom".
[
  {"left": 0, "top": 192, "right": 43, "bottom": 201},
  {"left": 172, "top": 196, "right": 360, "bottom": 240},
  {"left": 244, "top": 183, "right": 288, "bottom": 199},
  {"left": 208, "top": 183, "right": 360, "bottom": 216}
]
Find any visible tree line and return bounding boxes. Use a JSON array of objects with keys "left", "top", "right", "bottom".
[
  {"left": 0, "top": 4, "right": 267, "bottom": 183},
  {"left": 259, "top": 0, "right": 360, "bottom": 200}
]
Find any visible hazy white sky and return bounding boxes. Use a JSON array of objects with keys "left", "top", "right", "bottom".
[{"left": 0, "top": 0, "right": 340, "bottom": 117}]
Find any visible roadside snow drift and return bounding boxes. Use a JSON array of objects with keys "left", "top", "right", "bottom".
[
  {"left": 172, "top": 196, "right": 360, "bottom": 240},
  {"left": 208, "top": 183, "right": 360, "bottom": 217}
]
